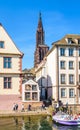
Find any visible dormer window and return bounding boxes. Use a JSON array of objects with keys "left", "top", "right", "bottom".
[
  {"left": 0, "top": 41, "right": 4, "bottom": 48},
  {"left": 78, "top": 39, "right": 80, "bottom": 44},
  {"left": 68, "top": 38, "right": 72, "bottom": 44},
  {"left": 68, "top": 38, "right": 75, "bottom": 44}
]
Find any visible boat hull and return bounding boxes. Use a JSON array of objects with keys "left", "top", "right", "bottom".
[{"left": 53, "top": 116, "right": 80, "bottom": 126}]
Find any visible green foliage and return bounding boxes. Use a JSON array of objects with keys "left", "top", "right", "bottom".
[
  {"left": 39, "top": 120, "right": 52, "bottom": 130},
  {"left": 48, "top": 106, "right": 54, "bottom": 115}
]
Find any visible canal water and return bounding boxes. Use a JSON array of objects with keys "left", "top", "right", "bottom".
[
  {"left": 0, "top": 116, "right": 80, "bottom": 130},
  {"left": 0, "top": 115, "right": 52, "bottom": 130},
  {"left": 53, "top": 123, "right": 80, "bottom": 130}
]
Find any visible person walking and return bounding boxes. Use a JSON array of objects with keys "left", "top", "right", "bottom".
[
  {"left": 13, "top": 103, "right": 16, "bottom": 111},
  {"left": 15, "top": 103, "right": 18, "bottom": 111},
  {"left": 21, "top": 104, "right": 25, "bottom": 112}
]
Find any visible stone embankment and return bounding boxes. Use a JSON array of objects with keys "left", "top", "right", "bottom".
[{"left": 0, "top": 109, "right": 51, "bottom": 118}]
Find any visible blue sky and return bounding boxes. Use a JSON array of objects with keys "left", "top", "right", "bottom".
[{"left": 0, "top": 0, "right": 80, "bottom": 69}]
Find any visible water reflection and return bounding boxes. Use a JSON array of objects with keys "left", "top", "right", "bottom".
[
  {"left": 0, "top": 116, "right": 52, "bottom": 130},
  {"left": 39, "top": 117, "right": 52, "bottom": 130},
  {"left": 14, "top": 117, "right": 18, "bottom": 125},
  {"left": 24, "top": 116, "right": 52, "bottom": 130},
  {"left": 53, "top": 123, "right": 80, "bottom": 130},
  {"left": 2, "top": 116, "right": 80, "bottom": 130}
]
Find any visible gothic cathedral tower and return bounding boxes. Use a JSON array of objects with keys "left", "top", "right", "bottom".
[{"left": 34, "top": 13, "right": 49, "bottom": 67}]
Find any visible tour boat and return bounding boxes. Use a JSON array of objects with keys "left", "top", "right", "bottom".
[{"left": 52, "top": 111, "right": 80, "bottom": 126}]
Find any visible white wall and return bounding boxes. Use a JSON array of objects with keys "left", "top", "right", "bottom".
[
  {"left": 0, "top": 25, "right": 21, "bottom": 54},
  {"left": 0, "top": 25, "right": 23, "bottom": 96},
  {"left": 47, "top": 47, "right": 57, "bottom": 86}
]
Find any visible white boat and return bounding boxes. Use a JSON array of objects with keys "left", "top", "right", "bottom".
[{"left": 52, "top": 111, "right": 80, "bottom": 126}]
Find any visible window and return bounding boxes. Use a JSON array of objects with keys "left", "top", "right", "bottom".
[
  {"left": 61, "top": 74, "right": 66, "bottom": 84},
  {"left": 79, "top": 62, "right": 80, "bottom": 70},
  {"left": 69, "top": 89, "right": 74, "bottom": 98},
  {"left": 25, "top": 85, "right": 31, "bottom": 90},
  {"left": 69, "top": 48, "right": 74, "bottom": 56},
  {"left": 4, "top": 57, "right": 12, "bottom": 68},
  {"left": 68, "top": 38, "right": 72, "bottom": 44},
  {"left": 32, "top": 85, "right": 37, "bottom": 90},
  {"left": 32, "top": 92, "right": 38, "bottom": 100},
  {"left": 4, "top": 77, "right": 11, "bottom": 89},
  {"left": 69, "top": 61, "right": 74, "bottom": 69},
  {"left": 60, "top": 61, "right": 65, "bottom": 69},
  {"left": 0, "top": 41, "right": 4, "bottom": 48},
  {"left": 69, "top": 74, "right": 74, "bottom": 84},
  {"left": 61, "top": 88, "right": 66, "bottom": 97},
  {"left": 25, "top": 92, "right": 30, "bottom": 100},
  {"left": 68, "top": 38, "right": 75, "bottom": 44},
  {"left": 60, "top": 48, "right": 65, "bottom": 56}
]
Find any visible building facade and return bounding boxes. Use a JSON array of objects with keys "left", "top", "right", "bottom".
[
  {"left": 35, "top": 34, "right": 80, "bottom": 105},
  {"left": 0, "top": 23, "right": 23, "bottom": 109},
  {"left": 34, "top": 13, "right": 49, "bottom": 67},
  {"left": 35, "top": 58, "right": 47, "bottom": 100}
]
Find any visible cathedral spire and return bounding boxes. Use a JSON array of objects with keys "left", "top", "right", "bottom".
[
  {"left": 34, "top": 13, "right": 49, "bottom": 67},
  {"left": 36, "top": 13, "right": 44, "bottom": 46},
  {"left": 38, "top": 12, "right": 43, "bottom": 29}
]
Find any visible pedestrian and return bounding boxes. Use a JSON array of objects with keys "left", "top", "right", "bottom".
[
  {"left": 43, "top": 103, "right": 46, "bottom": 109},
  {"left": 21, "top": 104, "right": 25, "bottom": 112},
  {"left": 15, "top": 103, "right": 18, "bottom": 111},
  {"left": 13, "top": 103, "right": 16, "bottom": 111},
  {"left": 28, "top": 104, "right": 31, "bottom": 111}
]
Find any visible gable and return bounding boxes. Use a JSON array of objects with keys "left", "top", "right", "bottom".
[
  {"left": 0, "top": 24, "right": 22, "bottom": 55},
  {"left": 23, "top": 79, "right": 37, "bottom": 85}
]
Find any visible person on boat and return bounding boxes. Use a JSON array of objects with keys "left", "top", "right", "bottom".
[
  {"left": 70, "top": 106, "right": 72, "bottom": 115},
  {"left": 66, "top": 102, "right": 68, "bottom": 109},
  {"left": 52, "top": 111, "right": 56, "bottom": 116},
  {"left": 56, "top": 102, "right": 59, "bottom": 112},
  {"left": 73, "top": 114, "right": 78, "bottom": 120}
]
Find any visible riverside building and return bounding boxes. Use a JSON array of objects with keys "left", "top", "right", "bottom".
[
  {"left": 0, "top": 23, "right": 23, "bottom": 110},
  {"left": 35, "top": 34, "right": 80, "bottom": 105}
]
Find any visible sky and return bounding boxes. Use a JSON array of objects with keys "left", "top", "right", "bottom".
[{"left": 0, "top": 0, "right": 80, "bottom": 69}]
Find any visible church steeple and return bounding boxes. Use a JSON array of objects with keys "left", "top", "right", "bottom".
[
  {"left": 34, "top": 13, "right": 49, "bottom": 67},
  {"left": 36, "top": 13, "right": 44, "bottom": 46},
  {"left": 38, "top": 12, "right": 43, "bottom": 29}
]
